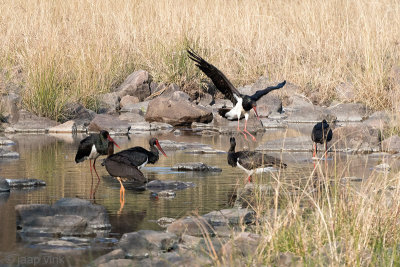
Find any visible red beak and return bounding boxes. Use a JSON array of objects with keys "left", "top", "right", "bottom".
[
  {"left": 155, "top": 140, "right": 167, "bottom": 157},
  {"left": 107, "top": 135, "right": 121, "bottom": 148},
  {"left": 253, "top": 106, "right": 260, "bottom": 120}
]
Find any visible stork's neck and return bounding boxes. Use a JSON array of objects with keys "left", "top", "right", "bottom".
[
  {"left": 229, "top": 143, "right": 236, "bottom": 153},
  {"left": 107, "top": 142, "right": 114, "bottom": 156}
]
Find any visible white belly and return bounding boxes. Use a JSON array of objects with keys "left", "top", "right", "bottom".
[
  {"left": 237, "top": 161, "right": 254, "bottom": 176},
  {"left": 225, "top": 97, "right": 243, "bottom": 120},
  {"left": 88, "top": 145, "right": 100, "bottom": 159}
]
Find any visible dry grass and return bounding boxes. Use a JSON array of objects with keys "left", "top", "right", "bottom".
[
  {"left": 1, "top": 0, "right": 400, "bottom": 119},
  {"left": 216, "top": 154, "right": 400, "bottom": 266}
]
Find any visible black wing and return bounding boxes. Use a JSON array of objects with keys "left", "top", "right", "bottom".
[
  {"left": 187, "top": 48, "right": 241, "bottom": 104},
  {"left": 249, "top": 80, "right": 286, "bottom": 102},
  {"left": 109, "top": 148, "right": 149, "bottom": 167},
  {"left": 103, "top": 154, "right": 146, "bottom": 183},
  {"left": 75, "top": 134, "right": 96, "bottom": 163},
  {"left": 237, "top": 151, "right": 286, "bottom": 170}
]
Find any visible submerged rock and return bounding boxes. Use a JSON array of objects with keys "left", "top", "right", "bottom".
[
  {"left": 6, "top": 178, "right": 46, "bottom": 188},
  {"left": 150, "top": 190, "right": 176, "bottom": 199},
  {"left": 146, "top": 180, "right": 195, "bottom": 190},
  {"left": 15, "top": 198, "right": 111, "bottom": 239},
  {"left": 171, "top": 162, "right": 222, "bottom": 172}
]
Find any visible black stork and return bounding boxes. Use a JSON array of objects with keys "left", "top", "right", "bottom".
[
  {"left": 75, "top": 130, "right": 120, "bottom": 180},
  {"left": 311, "top": 119, "right": 333, "bottom": 158},
  {"left": 102, "top": 138, "right": 167, "bottom": 207},
  {"left": 227, "top": 137, "right": 287, "bottom": 183},
  {"left": 187, "top": 48, "right": 286, "bottom": 141}
]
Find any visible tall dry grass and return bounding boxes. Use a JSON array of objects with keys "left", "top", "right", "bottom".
[
  {"left": 1, "top": 0, "right": 400, "bottom": 119},
  {"left": 215, "top": 154, "right": 400, "bottom": 266}
]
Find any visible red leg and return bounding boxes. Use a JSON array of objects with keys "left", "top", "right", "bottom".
[
  {"left": 117, "top": 177, "right": 125, "bottom": 213},
  {"left": 237, "top": 118, "right": 247, "bottom": 140},
  {"left": 243, "top": 118, "right": 256, "bottom": 141},
  {"left": 93, "top": 158, "right": 100, "bottom": 180},
  {"left": 89, "top": 159, "right": 94, "bottom": 180}
]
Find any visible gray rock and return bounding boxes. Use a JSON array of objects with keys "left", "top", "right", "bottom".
[
  {"left": 62, "top": 102, "right": 95, "bottom": 126},
  {"left": 0, "top": 192, "right": 10, "bottom": 205},
  {"left": 285, "top": 104, "right": 336, "bottom": 123},
  {"left": 382, "top": 135, "right": 400, "bottom": 153},
  {"left": 128, "top": 122, "right": 173, "bottom": 132},
  {"left": 213, "top": 99, "right": 233, "bottom": 109},
  {"left": 98, "top": 92, "right": 120, "bottom": 114},
  {"left": 34, "top": 240, "right": 82, "bottom": 253},
  {"left": 120, "top": 95, "right": 139, "bottom": 107},
  {"left": 6, "top": 178, "right": 46, "bottom": 188},
  {"left": 197, "top": 93, "right": 213, "bottom": 106},
  {"left": 256, "top": 136, "right": 314, "bottom": 152},
  {"left": 158, "top": 83, "right": 180, "bottom": 98},
  {"left": 171, "top": 162, "right": 222, "bottom": 172},
  {"left": 114, "top": 70, "right": 152, "bottom": 101},
  {"left": 167, "top": 216, "right": 213, "bottom": 237},
  {"left": 5, "top": 110, "right": 58, "bottom": 133},
  {"left": 0, "top": 147, "right": 19, "bottom": 158},
  {"left": 151, "top": 190, "right": 176, "bottom": 199},
  {"left": 332, "top": 124, "right": 380, "bottom": 153},
  {"left": 146, "top": 180, "right": 195, "bottom": 190},
  {"left": 92, "top": 249, "right": 125, "bottom": 266},
  {"left": 158, "top": 140, "right": 209, "bottom": 151},
  {"left": 120, "top": 101, "right": 149, "bottom": 114},
  {"left": 145, "top": 91, "right": 213, "bottom": 126},
  {"left": 0, "top": 178, "right": 10, "bottom": 192},
  {"left": 184, "top": 147, "right": 226, "bottom": 154},
  {"left": 363, "top": 111, "right": 391, "bottom": 129},
  {"left": 0, "top": 137, "right": 15, "bottom": 145},
  {"left": 15, "top": 198, "right": 111, "bottom": 238},
  {"left": 88, "top": 114, "right": 130, "bottom": 135},
  {"left": 220, "top": 232, "right": 261, "bottom": 259},
  {"left": 202, "top": 208, "right": 255, "bottom": 226},
  {"left": 119, "top": 230, "right": 178, "bottom": 259},
  {"left": 328, "top": 103, "right": 369, "bottom": 122}
]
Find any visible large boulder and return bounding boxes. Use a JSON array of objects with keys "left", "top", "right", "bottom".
[
  {"left": 145, "top": 91, "right": 213, "bottom": 126},
  {"left": 114, "top": 70, "right": 152, "bottom": 101},
  {"left": 5, "top": 109, "right": 58, "bottom": 133},
  {"left": 88, "top": 114, "right": 131, "bottom": 135}
]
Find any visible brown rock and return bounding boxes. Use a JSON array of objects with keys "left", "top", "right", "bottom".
[
  {"left": 145, "top": 91, "right": 213, "bottom": 126},
  {"left": 114, "top": 70, "right": 152, "bottom": 101},
  {"left": 120, "top": 95, "right": 139, "bottom": 107}
]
